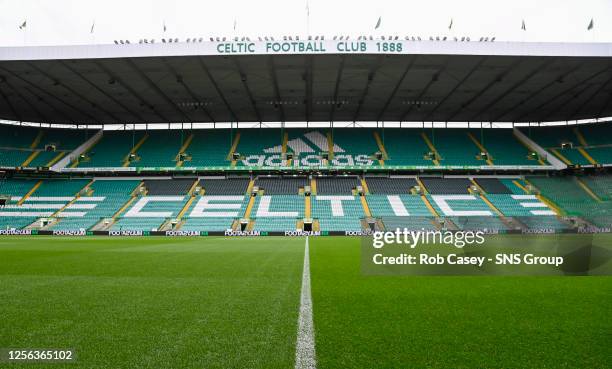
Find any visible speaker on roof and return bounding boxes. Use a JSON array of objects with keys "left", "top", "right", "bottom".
[
  {"left": 374, "top": 151, "right": 383, "bottom": 160},
  {"left": 232, "top": 152, "right": 241, "bottom": 160},
  {"left": 561, "top": 142, "right": 573, "bottom": 149}
]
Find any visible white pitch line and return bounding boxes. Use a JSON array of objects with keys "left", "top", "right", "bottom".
[{"left": 295, "top": 236, "right": 316, "bottom": 369}]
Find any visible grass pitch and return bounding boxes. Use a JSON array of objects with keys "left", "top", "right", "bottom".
[
  {"left": 0, "top": 237, "right": 304, "bottom": 369},
  {"left": 310, "top": 237, "right": 611, "bottom": 369},
  {"left": 0, "top": 235, "right": 609, "bottom": 368}
]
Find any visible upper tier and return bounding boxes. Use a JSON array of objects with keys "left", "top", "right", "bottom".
[{"left": 0, "top": 123, "right": 610, "bottom": 171}]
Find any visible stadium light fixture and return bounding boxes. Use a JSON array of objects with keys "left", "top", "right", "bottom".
[
  {"left": 210, "top": 37, "right": 214, "bottom": 42},
  {"left": 491, "top": 37, "right": 496, "bottom": 42},
  {"left": 162, "top": 38, "right": 166, "bottom": 43},
  {"left": 417, "top": 36, "right": 421, "bottom": 41},
  {"left": 113, "top": 40, "right": 118, "bottom": 44},
  {"left": 175, "top": 38, "right": 179, "bottom": 42},
  {"left": 443, "top": 36, "right": 447, "bottom": 41},
  {"left": 466, "top": 37, "right": 470, "bottom": 41}
]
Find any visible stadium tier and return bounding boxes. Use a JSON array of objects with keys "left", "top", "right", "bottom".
[
  {"left": 0, "top": 174, "right": 609, "bottom": 233},
  {"left": 520, "top": 123, "right": 612, "bottom": 167},
  {"left": 0, "top": 125, "right": 94, "bottom": 168},
  {"left": 6, "top": 124, "right": 612, "bottom": 171}
]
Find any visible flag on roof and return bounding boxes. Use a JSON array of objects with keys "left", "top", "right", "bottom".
[
  {"left": 19, "top": 20, "right": 26, "bottom": 29},
  {"left": 521, "top": 19, "right": 526, "bottom": 31},
  {"left": 587, "top": 18, "right": 594, "bottom": 30},
  {"left": 375, "top": 16, "right": 382, "bottom": 30}
]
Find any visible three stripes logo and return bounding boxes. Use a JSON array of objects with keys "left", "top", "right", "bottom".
[{"left": 241, "top": 131, "right": 373, "bottom": 167}]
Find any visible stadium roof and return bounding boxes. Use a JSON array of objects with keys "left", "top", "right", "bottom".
[{"left": 0, "top": 40, "right": 611, "bottom": 125}]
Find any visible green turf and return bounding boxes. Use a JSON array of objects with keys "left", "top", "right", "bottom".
[
  {"left": 0, "top": 235, "right": 610, "bottom": 369},
  {"left": 310, "top": 236, "right": 611, "bottom": 369},
  {"left": 0, "top": 236, "right": 304, "bottom": 369}
]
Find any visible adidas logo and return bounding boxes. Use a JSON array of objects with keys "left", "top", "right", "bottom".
[{"left": 242, "top": 130, "right": 373, "bottom": 167}]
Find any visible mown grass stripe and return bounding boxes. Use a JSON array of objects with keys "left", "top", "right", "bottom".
[{"left": 295, "top": 236, "right": 316, "bottom": 369}]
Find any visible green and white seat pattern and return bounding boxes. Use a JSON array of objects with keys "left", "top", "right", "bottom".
[
  {"left": 312, "top": 195, "right": 364, "bottom": 231},
  {"left": 252, "top": 195, "right": 303, "bottom": 231},
  {"left": 181, "top": 195, "right": 249, "bottom": 231},
  {"left": 366, "top": 195, "right": 431, "bottom": 217}
]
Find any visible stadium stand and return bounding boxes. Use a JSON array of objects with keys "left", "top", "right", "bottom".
[
  {"left": 331, "top": 129, "right": 379, "bottom": 164},
  {"left": 0, "top": 174, "right": 604, "bottom": 232},
  {"left": 199, "top": 178, "right": 249, "bottom": 195},
  {"left": 365, "top": 177, "right": 417, "bottom": 194},
  {"left": 316, "top": 177, "right": 359, "bottom": 194},
  {"left": 143, "top": 179, "right": 195, "bottom": 195},
  {"left": 474, "top": 178, "right": 513, "bottom": 194},
  {"left": 449, "top": 216, "right": 508, "bottom": 231},
  {"left": 186, "top": 130, "right": 232, "bottom": 166},
  {"left": 181, "top": 195, "right": 250, "bottom": 232},
  {"left": 236, "top": 129, "right": 283, "bottom": 156},
  {"left": 367, "top": 194, "right": 432, "bottom": 217},
  {"left": 381, "top": 216, "right": 438, "bottom": 231},
  {"left": 312, "top": 195, "right": 364, "bottom": 231},
  {"left": 255, "top": 177, "right": 307, "bottom": 194},
  {"left": 480, "top": 129, "right": 536, "bottom": 166},
  {"left": 78, "top": 131, "right": 146, "bottom": 167},
  {"left": 421, "top": 178, "right": 471, "bottom": 194},
  {"left": 252, "top": 195, "right": 304, "bottom": 231},
  {"left": 381, "top": 129, "right": 432, "bottom": 166},
  {"left": 0, "top": 125, "right": 93, "bottom": 167},
  {"left": 430, "top": 129, "right": 482, "bottom": 166},
  {"left": 51, "top": 179, "right": 140, "bottom": 231},
  {"left": 129, "top": 130, "right": 185, "bottom": 167}
]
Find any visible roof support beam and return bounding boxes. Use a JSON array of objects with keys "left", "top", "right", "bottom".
[
  {"left": 377, "top": 56, "right": 417, "bottom": 121},
  {"left": 468, "top": 58, "right": 554, "bottom": 122},
  {"left": 125, "top": 58, "right": 194, "bottom": 123},
  {"left": 515, "top": 64, "right": 611, "bottom": 122},
  {"left": 401, "top": 57, "right": 451, "bottom": 121},
  {"left": 162, "top": 58, "right": 215, "bottom": 122},
  {"left": 94, "top": 60, "right": 170, "bottom": 122},
  {"left": 233, "top": 58, "right": 260, "bottom": 123},
  {"left": 353, "top": 55, "right": 384, "bottom": 122},
  {"left": 0, "top": 66, "right": 98, "bottom": 123},
  {"left": 197, "top": 56, "right": 238, "bottom": 122},
  {"left": 0, "top": 84, "right": 20, "bottom": 121},
  {"left": 267, "top": 56, "right": 285, "bottom": 122},
  {"left": 59, "top": 60, "right": 146, "bottom": 122},
  {"left": 491, "top": 62, "right": 585, "bottom": 122},
  {"left": 329, "top": 56, "right": 345, "bottom": 122},
  {"left": 304, "top": 55, "right": 313, "bottom": 122},
  {"left": 423, "top": 56, "right": 486, "bottom": 121},
  {"left": 447, "top": 58, "right": 522, "bottom": 122},
  {"left": 27, "top": 62, "right": 121, "bottom": 123},
  {"left": 570, "top": 73, "right": 612, "bottom": 118},
  {"left": 2, "top": 78, "right": 50, "bottom": 123}
]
